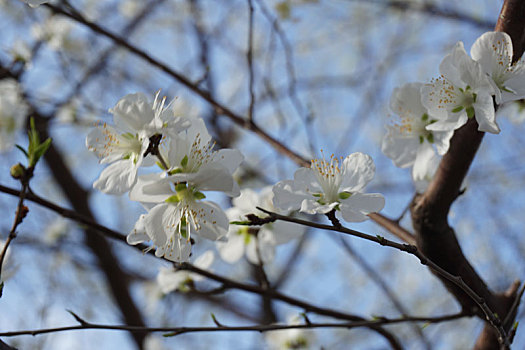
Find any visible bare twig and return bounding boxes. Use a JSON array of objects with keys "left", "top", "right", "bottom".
[
  {"left": 254, "top": 207, "right": 510, "bottom": 346},
  {"left": 0, "top": 311, "right": 467, "bottom": 338},
  {"left": 246, "top": 0, "right": 256, "bottom": 122}
]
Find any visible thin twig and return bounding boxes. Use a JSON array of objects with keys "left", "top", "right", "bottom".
[
  {"left": 44, "top": 3, "right": 310, "bottom": 168},
  {"left": 246, "top": 0, "right": 256, "bottom": 122},
  {"left": 0, "top": 175, "right": 31, "bottom": 284},
  {"left": 0, "top": 311, "right": 467, "bottom": 337},
  {"left": 255, "top": 207, "right": 509, "bottom": 346}
]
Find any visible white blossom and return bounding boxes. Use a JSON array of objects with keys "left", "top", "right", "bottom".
[
  {"left": 421, "top": 42, "right": 499, "bottom": 133},
  {"left": 471, "top": 31, "right": 525, "bottom": 104},
  {"left": 273, "top": 152, "right": 384, "bottom": 222},
  {"left": 382, "top": 82, "right": 453, "bottom": 176},
  {"left": 86, "top": 92, "right": 189, "bottom": 194},
  {"left": 265, "top": 315, "right": 315, "bottom": 350},
  {"left": 156, "top": 250, "right": 214, "bottom": 293},
  {"left": 0, "top": 78, "right": 29, "bottom": 152},
  {"left": 31, "top": 17, "right": 78, "bottom": 52},
  {"left": 217, "top": 187, "right": 304, "bottom": 265}
]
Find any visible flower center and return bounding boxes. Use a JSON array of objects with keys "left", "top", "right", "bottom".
[
  {"left": 311, "top": 152, "right": 344, "bottom": 203},
  {"left": 164, "top": 183, "right": 208, "bottom": 241}
]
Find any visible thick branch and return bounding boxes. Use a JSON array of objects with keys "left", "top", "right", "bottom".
[{"left": 410, "top": 1, "right": 525, "bottom": 348}]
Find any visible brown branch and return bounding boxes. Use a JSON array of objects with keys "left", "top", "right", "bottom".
[
  {"left": 0, "top": 184, "right": 401, "bottom": 348},
  {"left": 347, "top": 0, "right": 494, "bottom": 29},
  {"left": 409, "top": 1, "right": 525, "bottom": 348},
  {"left": 44, "top": 3, "right": 310, "bottom": 168},
  {"left": 368, "top": 213, "right": 415, "bottom": 245},
  {"left": 254, "top": 207, "right": 509, "bottom": 345},
  {"left": 0, "top": 311, "right": 467, "bottom": 338},
  {"left": 246, "top": 0, "right": 255, "bottom": 122}
]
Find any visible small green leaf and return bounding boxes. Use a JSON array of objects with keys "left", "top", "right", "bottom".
[
  {"left": 421, "top": 113, "right": 428, "bottom": 121},
  {"left": 452, "top": 106, "right": 464, "bottom": 113},
  {"left": 419, "top": 135, "right": 424, "bottom": 144},
  {"left": 33, "top": 138, "right": 52, "bottom": 161},
  {"left": 472, "top": 93, "right": 477, "bottom": 103},
  {"left": 466, "top": 106, "right": 475, "bottom": 118},
  {"left": 180, "top": 155, "right": 189, "bottom": 167},
  {"left": 163, "top": 332, "right": 177, "bottom": 337},
  {"left": 426, "top": 133, "right": 434, "bottom": 144},
  {"left": 15, "top": 145, "right": 28, "bottom": 158},
  {"left": 312, "top": 193, "right": 322, "bottom": 198}
]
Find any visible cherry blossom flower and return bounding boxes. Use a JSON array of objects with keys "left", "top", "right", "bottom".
[
  {"left": 421, "top": 42, "right": 499, "bottom": 133},
  {"left": 86, "top": 92, "right": 189, "bottom": 194},
  {"left": 0, "top": 79, "right": 29, "bottom": 152},
  {"left": 156, "top": 250, "right": 214, "bottom": 293},
  {"left": 127, "top": 177, "right": 229, "bottom": 261},
  {"left": 273, "top": 152, "right": 384, "bottom": 222},
  {"left": 471, "top": 31, "right": 525, "bottom": 104},
  {"left": 217, "top": 187, "right": 303, "bottom": 265},
  {"left": 382, "top": 82, "right": 453, "bottom": 176}
]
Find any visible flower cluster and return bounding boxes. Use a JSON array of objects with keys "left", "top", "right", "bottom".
[
  {"left": 87, "top": 92, "right": 243, "bottom": 262},
  {"left": 382, "top": 31, "right": 525, "bottom": 190}
]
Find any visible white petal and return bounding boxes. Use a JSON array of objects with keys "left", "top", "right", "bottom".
[
  {"left": 213, "top": 148, "right": 244, "bottom": 174},
  {"left": 340, "top": 152, "right": 375, "bottom": 192},
  {"left": 471, "top": 32, "right": 513, "bottom": 78},
  {"left": 272, "top": 180, "right": 310, "bottom": 212},
  {"left": 265, "top": 221, "right": 304, "bottom": 245},
  {"left": 110, "top": 93, "right": 155, "bottom": 133},
  {"left": 217, "top": 232, "right": 246, "bottom": 263},
  {"left": 246, "top": 230, "right": 276, "bottom": 265},
  {"left": 439, "top": 42, "right": 468, "bottom": 88},
  {"left": 389, "top": 82, "right": 426, "bottom": 118},
  {"left": 127, "top": 214, "right": 150, "bottom": 244},
  {"left": 169, "top": 163, "right": 236, "bottom": 195},
  {"left": 144, "top": 203, "right": 172, "bottom": 247},
  {"left": 129, "top": 173, "right": 173, "bottom": 203},
  {"left": 300, "top": 199, "right": 336, "bottom": 214},
  {"left": 157, "top": 267, "right": 189, "bottom": 294},
  {"left": 293, "top": 167, "right": 322, "bottom": 193},
  {"left": 412, "top": 143, "right": 438, "bottom": 180},
  {"left": 339, "top": 193, "right": 385, "bottom": 222},
  {"left": 433, "top": 130, "right": 454, "bottom": 156},
  {"left": 474, "top": 95, "right": 499, "bottom": 133},
  {"left": 381, "top": 128, "right": 418, "bottom": 168},
  {"left": 191, "top": 201, "right": 229, "bottom": 241},
  {"left": 93, "top": 160, "right": 137, "bottom": 194},
  {"left": 86, "top": 125, "right": 126, "bottom": 163}
]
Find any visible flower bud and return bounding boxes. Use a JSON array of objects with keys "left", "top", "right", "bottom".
[{"left": 10, "top": 163, "right": 26, "bottom": 180}]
